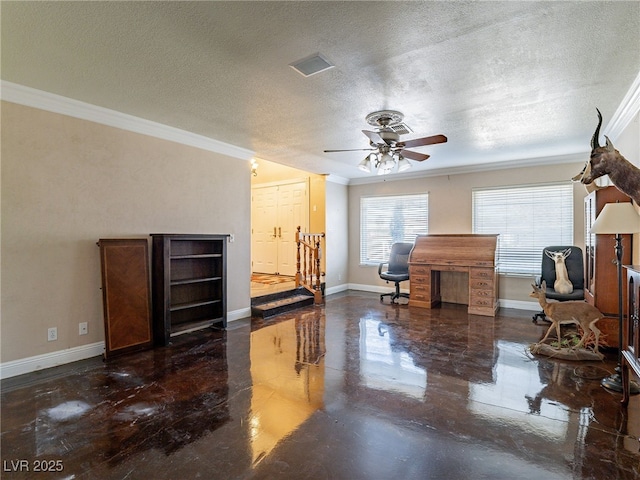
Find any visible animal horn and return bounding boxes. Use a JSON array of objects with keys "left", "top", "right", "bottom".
[
  {"left": 604, "top": 135, "right": 615, "bottom": 152},
  {"left": 591, "top": 108, "right": 603, "bottom": 150}
]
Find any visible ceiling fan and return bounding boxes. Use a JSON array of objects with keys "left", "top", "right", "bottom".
[{"left": 324, "top": 110, "right": 447, "bottom": 175}]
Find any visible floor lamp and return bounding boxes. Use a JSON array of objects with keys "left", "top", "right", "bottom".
[{"left": 590, "top": 201, "right": 640, "bottom": 393}]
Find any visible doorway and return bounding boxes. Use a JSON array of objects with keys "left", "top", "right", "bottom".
[{"left": 251, "top": 180, "right": 309, "bottom": 276}]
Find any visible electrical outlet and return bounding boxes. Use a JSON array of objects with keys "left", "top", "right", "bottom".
[
  {"left": 79, "top": 322, "right": 88, "bottom": 335},
  {"left": 47, "top": 327, "right": 58, "bottom": 342}
]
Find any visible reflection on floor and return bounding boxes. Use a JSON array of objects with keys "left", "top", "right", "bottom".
[
  {"left": 251, "top": 273, "right": 296, "bottom": 297},
  {"left": 2, "top": 291, "right": 639, "bottom": 479}
]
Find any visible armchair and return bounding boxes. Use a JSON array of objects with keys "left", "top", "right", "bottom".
[{"left": 378, "top": 242, "right": 413, "bottom": 304}]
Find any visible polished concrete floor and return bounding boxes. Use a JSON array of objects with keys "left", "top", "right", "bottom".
[{"left": 2, "top": 291, "right": 639, "bottom": 479}]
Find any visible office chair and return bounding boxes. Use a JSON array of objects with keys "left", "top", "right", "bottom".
[
  {"left": 378, "top": 242, "right": 413, "bottom": 304},
  {"left": 532, "top": 245, "right": 584, "bottom": 323}
]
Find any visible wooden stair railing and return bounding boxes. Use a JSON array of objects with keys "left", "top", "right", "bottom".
[{"left": 295, "top": 226, "right": 325, "bottom": 304}]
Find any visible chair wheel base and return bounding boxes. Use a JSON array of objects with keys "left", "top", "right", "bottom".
[
  {"left": 380, "top": 293, "right": 410, "bottom": 304},
  {"left": 532, "top": 312, "right": 549, "bottom": 323}
]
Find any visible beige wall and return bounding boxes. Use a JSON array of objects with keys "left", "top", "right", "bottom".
[
  {"left": 1, "top": 101, "right": 251, "bottom": 363},
  {"left": 348, "top": 161, "right": 589, "bottom": 305}
]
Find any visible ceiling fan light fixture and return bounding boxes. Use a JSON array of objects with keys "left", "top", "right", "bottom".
[
  {"left": 358, "top": 155, "right": 372, "bottom": 173},
  {"left": 329, "top": 109, "right": 447, "bottom": 175},
  {"left": 377, "top": 152, "right": 395, "bottom": 175},
  {"left": 397, "top": 155, "right": 411, "bottom": 172}
]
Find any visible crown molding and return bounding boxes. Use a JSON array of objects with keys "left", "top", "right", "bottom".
[
  {"left": 0, "top": 81, "right": 255, "bottom": 161},
  {"left": 606, "top": 69, "right": 640, "bottom": 141},
  {"left": 347, "top": 152, "right": 586, "bottom": 186},
  {"left": 326, "top": 174, "right": 350, "bottom": 185}
]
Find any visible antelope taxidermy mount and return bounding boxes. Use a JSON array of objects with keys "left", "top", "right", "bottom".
[
  {"left": 545, "top": 248, "right": 573, "bottom": 294},
  {"left": 529, "top": 282, "right": 602, "bottom": 354},
  {"left": 573, "top": 108, "right": 640, "bottom": 205}
]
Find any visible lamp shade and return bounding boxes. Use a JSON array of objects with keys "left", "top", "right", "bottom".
[{"left": 590, "top": 202, "right": 640, "bottom": 234}]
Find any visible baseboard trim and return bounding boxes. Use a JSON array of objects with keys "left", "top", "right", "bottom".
[
  {"left": 228, "top": 307, "right": 251, "bottom": 322},
  {"left": 348, "top": 283, "right": 410, "bottom": 295},
  {"left": 347, "top": 284, "right": 538, "bottom": 311},
  {"left": 0, "top": 342, "right": 105, "bottom": 380},
  {"left": 325, "top": 283, "right": 349, "bottom": 296},
  {"left": 499, "top": 299, "right": 539, "bottom": 311}
]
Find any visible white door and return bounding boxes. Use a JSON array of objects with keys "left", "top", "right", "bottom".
[
  {"left": 277, "top": 182, "right": 308, "bottom": 276},
  {"left": 252, "top": 181, "right": 308, "bottom": 276},
  {"left": 252, "top": 187, "right": 278, "bottom": 274}
]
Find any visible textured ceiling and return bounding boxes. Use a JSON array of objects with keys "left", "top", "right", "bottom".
[{"left": 2, "top": 1, "right": 639, "bottom": 180}]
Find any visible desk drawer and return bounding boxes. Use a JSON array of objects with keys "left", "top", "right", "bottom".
[
  {"left": 436, "top": 265, "right": 468, "bottom": 273},
  {"left": 470, "top": 279, "right": 493, "bottom": 290},
  {"left": 469, "top": 267, "right": 494, "bottom": 281},
  {"left": 470, "top": 288, "right": 493, "bottom": 298},
  {"left": 410, "top": 266, "right": 430, "bottom": 276},
  {"left": 411, "top": 283, "right": 430, "bottom": 296},
  {"left": 469, "top": 295, "right": 494, "bottom": 307},
  {"left": 410, "top": 275, "right": 430, "bottom": 286},
  {"left": 410, "top": 292, "right": 429, "bottom": 302}
]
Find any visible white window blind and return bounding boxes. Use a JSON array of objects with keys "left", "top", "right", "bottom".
[
  {"left": 360, "top": 193, "right": 428, "bottom": 264},
  {"left": 472, "top": 183, "right": 573, "bottom": 275}
]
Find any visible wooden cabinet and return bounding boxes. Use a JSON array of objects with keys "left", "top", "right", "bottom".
[
  {"left": 408, "top": 234, "right": 499, "bottom": 317},
  {"left": 151, "top": 234, "right": 229, "bottom": 346},
  {"left": 622, "top": 265, "right": 640, "bottom": 405},
  {"left": 585, "top": 187, "right": 632, "bottom": 317},
  {"left": 98, "top": 239, "right": 153, "bottom": 359}
]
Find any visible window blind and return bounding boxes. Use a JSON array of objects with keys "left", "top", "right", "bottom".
[
  {"left": 360, "top": 193, "right": 428, "bottom": 264},
  {"left": 472, "top": 183, "right": 573, "bottom": 275}
]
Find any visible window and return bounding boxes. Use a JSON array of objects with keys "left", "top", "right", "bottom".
[
  {"left": 360, "top": 193, "right": 428, "bottom": 264},
  {"left": 472, "top": 183, "right": 573, "bottom": 275}
]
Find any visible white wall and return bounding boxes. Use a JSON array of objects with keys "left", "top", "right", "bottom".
[
  {"left": 611, "top": 111, "right": 640, "bottom": 263},
  {"left": 324, "top": 179, "right": 349, "bottom": 293}
]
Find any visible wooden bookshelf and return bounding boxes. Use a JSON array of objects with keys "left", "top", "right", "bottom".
[{"left": 151, "top": 234, "right": 229, "bottom": 346}]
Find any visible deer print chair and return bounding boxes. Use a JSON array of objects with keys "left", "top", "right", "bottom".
[
  {"left": 532, "top": 246, "right": 584, "bottom": 323},
  {"left": 378, "top": 242, "right": 413, "bottom": 304}
]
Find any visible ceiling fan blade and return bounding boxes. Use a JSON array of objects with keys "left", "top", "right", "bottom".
[
  {"left": 362, "top": 130, "right": 385, "bottom": 144},
  {"left": 401, "top": 134, "right": 448, "bottom": 149},
  {"left": 400, "top": 150, "right": 430, "bottom": 162},
  {"left": 324, "top": 148, "right": 376, "bottom": 153}
]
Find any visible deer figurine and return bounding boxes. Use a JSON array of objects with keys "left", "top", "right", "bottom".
[
  {"left": 545, "top": 248, "right": 573, "bottom": 294},
  {"left": 529, "top": 282, "right": 602, "bottom": 353},
  {"left": 575, "top": 108, "right": 640, "bottom": 205}
]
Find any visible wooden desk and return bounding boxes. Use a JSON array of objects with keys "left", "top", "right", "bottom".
[
  {"left": 409, "top": 234, "right": 499, "bottom": 316},
  {"left": 622, "top": 265, "right": 640, "bottom": 405}
]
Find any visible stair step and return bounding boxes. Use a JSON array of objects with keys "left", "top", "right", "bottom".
[{"left": 251, "top": 294, "right": 314, "bottom": 318}]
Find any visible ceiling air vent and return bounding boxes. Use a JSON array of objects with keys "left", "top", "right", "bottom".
[
  {"left": 289, "top": 53, "right": 334, "bottom": 77},
  {"left": 389, "top": 123, "right": 413, "bottom": 135}
]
